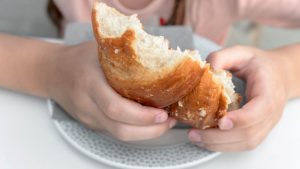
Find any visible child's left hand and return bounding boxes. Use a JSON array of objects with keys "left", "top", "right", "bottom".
[{"left": 188, "top": 46, "right": 289, "bottom": 151}]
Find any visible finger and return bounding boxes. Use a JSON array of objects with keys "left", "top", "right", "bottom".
[
  {"left": 220, "top": 96, "right": 268, "bottom": 130},
  {"left": 201, "top": 137, "right": 261, "bottom": 152},
  {"left": 189, "top": 110, "right": 276, "bottom": 152},
  {"left": 188, "top": 111, "right": 271, "bottom": 145},
  {"left": 90, "top": 78, "right": 169, "bottom": 126},
  {"left": 207, "top": 46, "right": 257, "bottom": 71},
  {"left": 69, "top": 94, "right": 106, "bottom": 131},
  {"left": 188, "top": 128, "right": 244, "bottom": 145},
  {"left": 104, "top": 118, "right": 177, "bottom": 141},
  {"left": 201, "top": 118, "right": 273, "bottom": 152},
  {"left": 77, "top": 95, "right": 177, "bottom": 141}
]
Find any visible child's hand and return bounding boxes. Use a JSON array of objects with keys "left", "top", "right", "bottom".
[
  {"left": 188, "top": 46, "right": 288, "bottom": 151},
  {"left": 46, "top": 41, "right": 176, "bottom": 141}
]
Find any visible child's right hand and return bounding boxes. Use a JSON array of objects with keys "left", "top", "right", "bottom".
[{"left": 46, "top": 41, "right": 176, "bottom": 141}]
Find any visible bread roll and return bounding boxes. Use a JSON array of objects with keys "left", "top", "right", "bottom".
[{"left": 92, "top": 2, "right": 240, "bottom": 129}]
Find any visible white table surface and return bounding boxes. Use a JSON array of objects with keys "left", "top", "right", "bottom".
[{"left": 1, "top": 39, "right": 300, "bottom": 169}]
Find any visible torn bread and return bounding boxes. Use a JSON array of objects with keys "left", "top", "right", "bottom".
[{"left": 92, "top": 2, "right": 240, "bottom": 129}]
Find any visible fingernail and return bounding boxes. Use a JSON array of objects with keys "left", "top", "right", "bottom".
[
  {"left": 219, "top": 117, "right": 234, "bottom": 130},
  {"left": 169, "top": 119, "right": 177, "bottom": 128},
  {"left": 154, "top": 112, "right": 168, "bottom": 123},
  {"left": 189, "top": 131, "right": 202, "bottom": 142}
]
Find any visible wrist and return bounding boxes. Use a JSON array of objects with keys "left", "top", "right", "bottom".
[
  {"left": 36, "top": 43, "right": 67, "bottom": 98},
  {"left": 268, "top": 50, "right": 295, "bottom": 100}
]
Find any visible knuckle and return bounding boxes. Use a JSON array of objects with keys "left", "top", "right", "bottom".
[
  {"left": 74, "top": 97, "right": 90, "bottom": 110},
  {"left": 72, "top": 98, "right": 103, "bottom": 130},
  {"left": 243, "top": 128, "right": 261, "bottom": 151},
  {"left": 237, "top": 114, "right": 252, "bottom": 127},
  {"left": 245, "top": 140, "right": 259, "bottom": 151},
  {"left": 236, "top": 110, "right": 261, "bottom": 128},
  {"left": 209, "top": 51, "right": 222, "bottom": 60},
  {"left": 113, "top": 125, "right": 131, "bottom": 141},
  {"left": 77, "top": 113, "right": 94, "bottom": 127},
  {"left": 106, "top": 102, "right": 120, "bottom": 119},
  {"left": 154, "top": 125, "right": 169, "bottom": 137},
  {"left": 232, "top": 45, "right": 246, "bottom": 52},
  {"left": 243, "top": 127, "right": 255, "bottom": 139},
  {"left": 265, "top": 99, "right": 275, "bottom": 113},
  {"left": 74, "top": 70, "right": 94, "bottom": 91},
  {"left": 207, "top": 51, "right": 224, "bottom": 66},
  {"left": 197, "top": 132, "right": 210, "bottom": 143},
  {"left": 74, "top": 98, "right": 88, "bottom": 110},
  {"left": 202, "top": 144, "right": 217, "bottom": 152},
  {"left": 73, "top": 74, "right": 88, "bottom": 89},
  {"left": 143, "top": 126, "right": 168, "bottom": 140}
]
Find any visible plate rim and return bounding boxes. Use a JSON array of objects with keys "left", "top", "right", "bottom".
[{"left": 48, "top": 99, "right": 221, "bottom": 169}]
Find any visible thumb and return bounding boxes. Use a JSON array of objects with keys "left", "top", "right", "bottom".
[{"left": 207, "top": 46, "right": 256, "bottom": 71}]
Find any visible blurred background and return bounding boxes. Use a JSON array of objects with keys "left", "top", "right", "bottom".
[
  {"left": 1, "top": 0, "right": 300, "bottom": 49},
  {"left": 0, "top": 0, "right": 57, "bottom": 37}
]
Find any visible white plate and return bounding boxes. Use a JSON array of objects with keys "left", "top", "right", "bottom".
[{"left": 48, "top": 100, "right": 221, "bottom": 169}]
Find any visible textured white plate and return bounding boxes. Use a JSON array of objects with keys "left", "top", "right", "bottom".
[{"left": 48, "top": 100, "right": 221, "bottom": 169}]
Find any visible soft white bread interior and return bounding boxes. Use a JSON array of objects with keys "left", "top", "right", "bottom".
[
  {"left": 94, "top": 3, "right": 203, "bottom": 70},
  {"left": 92, "top": 2, "right": 240, "bottom": 129}
]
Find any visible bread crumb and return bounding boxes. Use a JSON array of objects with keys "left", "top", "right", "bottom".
[
  {"left": 186, "top": 111, "right": 193, "bottom": 119},
  {"left": 198, "top": 108, "right": 206, "bottom": 117},
  {"left": 114, "top": 49, "right": 119, "bottom": 54},
  {"left": 178, "top": 101, "right": 183, "bottom": 107},
  {"left": 146, "top": 93, "right": 154, "bottom": 98},
  {"left": 202, "top": 125, "right": 210, "bottom": 129}
]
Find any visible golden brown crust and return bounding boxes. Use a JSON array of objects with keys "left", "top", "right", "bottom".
[
  {"left": 92, "top": 5, "right": 204, "bottom": 108},
  {"left": 166, "top": 66, "right": 228, "bottom": 129}
]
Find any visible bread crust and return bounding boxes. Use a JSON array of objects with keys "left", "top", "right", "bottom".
[
  {"left": 92, "top": 7, "right": 205, "bottom": 108},
  {"left": 166, "top": 66, "right": 228, "bottom": 129}
]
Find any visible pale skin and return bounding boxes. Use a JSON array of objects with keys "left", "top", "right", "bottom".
[
  {"left": 189, "top": 45, "right": 300, "bottom": 151},
  {"left": 1, "top": 33, "right": 300, "bottom": 151}
]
